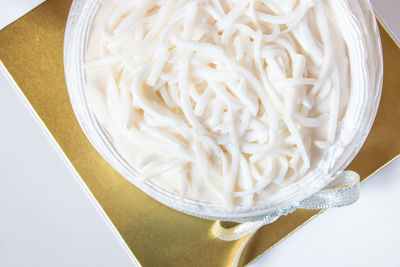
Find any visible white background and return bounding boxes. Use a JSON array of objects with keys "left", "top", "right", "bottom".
[
  {"left": 370, "top": 0, "right": 400, "bottom": 44},
  {"left": 0, "top": 1, "right": 399, "bottom": 267},
  {"left": 0, "top": 64, "right": 139, "bottom": 267}
]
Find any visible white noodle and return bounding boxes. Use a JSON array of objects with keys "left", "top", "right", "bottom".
[{"left": 85, "top": 0, "right": 352, "bottom": 208}]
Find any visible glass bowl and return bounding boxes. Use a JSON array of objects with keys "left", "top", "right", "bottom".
[{"left": 64, "top": 0, "right": 383, "bottom": 222}]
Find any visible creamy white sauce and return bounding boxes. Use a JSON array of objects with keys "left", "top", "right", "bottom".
[{"left": 85, "top": 0, "right": 357, "bottom": 209}]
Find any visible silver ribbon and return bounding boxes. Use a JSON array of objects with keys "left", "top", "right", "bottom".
[
  {"left": 213, "top": 171, "right": 360, "bottom": 267},
  {"left": 214, "top": 171, "right": 360, "bottom": 241}
]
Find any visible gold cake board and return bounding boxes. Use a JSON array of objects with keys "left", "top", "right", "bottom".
[{"left": 0, "top": 1, "right": 399, "bottom": 266}]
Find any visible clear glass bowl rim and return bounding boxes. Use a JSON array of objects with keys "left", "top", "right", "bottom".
[{"left": 64, "top": 0, "right": 383, "bottom": 222}]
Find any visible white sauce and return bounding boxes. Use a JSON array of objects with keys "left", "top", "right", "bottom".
[{"left": 85, "top": 0, "right": 357, "bottom": 209}]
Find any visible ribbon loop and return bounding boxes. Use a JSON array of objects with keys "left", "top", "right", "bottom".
[
  {"left": 298, "top": 171, "right": 360, "bottom": 209},
  {"left": 214, "top": 221, "right": 267, "bottom": 242},
  {"left": 214, "top": 170, "right": 361, "bottom": 241},
  {"left": 213, "top": 171, "right": 360, "bottom": 267}
]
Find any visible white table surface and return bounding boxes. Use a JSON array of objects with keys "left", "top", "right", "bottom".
[{"left": 0, "top": 2, "right": 399, "bottom": 267}]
